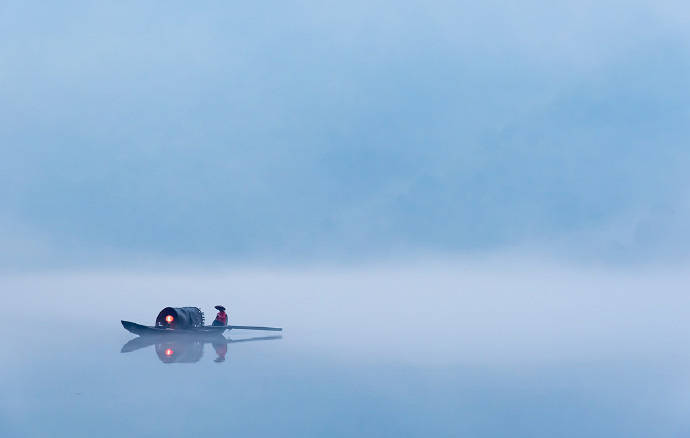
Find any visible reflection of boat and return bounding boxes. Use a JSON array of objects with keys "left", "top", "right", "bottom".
[
  {"left": 121, "top": 306, "right": 282, "bottom": 336},
  {"left": 121, "top": 334, "right": 282, "bottom": 364},
  {"left": 156, "top": 339, "right": 205, "bottom": 363}
]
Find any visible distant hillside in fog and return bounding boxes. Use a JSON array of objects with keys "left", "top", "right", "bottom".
[{"left": 2, "top": 0, "right": 690, "bottom": 266}]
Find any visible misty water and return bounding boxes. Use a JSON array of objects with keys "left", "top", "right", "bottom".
[{"left": 3, "top": 261, "right": 690, "bottom": 437}]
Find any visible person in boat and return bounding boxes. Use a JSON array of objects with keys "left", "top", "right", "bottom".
[{"left": 212, "top": 305, "right": 228, "bottom": 326}]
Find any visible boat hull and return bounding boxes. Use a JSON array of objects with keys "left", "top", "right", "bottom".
[{"left": 121, "top": 320, "right": 227, "bottom": 337}]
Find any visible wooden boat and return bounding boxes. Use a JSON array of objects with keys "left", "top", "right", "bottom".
[
  {"left": 121, "top": 306, "right": 282, "bottom": 337},
  {"left": 121, "top": 320, "right": 282, "bottom": 336}
]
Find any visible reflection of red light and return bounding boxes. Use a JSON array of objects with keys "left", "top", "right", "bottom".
[
  {"left": 164, "top": 348, "right": 174, "bottom": 356},
  {"left": 165, "top": 315, "right": 174, "bottom": 323}
]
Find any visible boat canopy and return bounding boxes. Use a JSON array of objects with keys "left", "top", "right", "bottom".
[{"left": 155, "top": 307, "right": 205, "bottom": 329}]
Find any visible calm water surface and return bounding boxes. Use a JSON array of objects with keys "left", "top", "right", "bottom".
[{"left": 2, "top": 266, "right": 690, "bottom": 437}]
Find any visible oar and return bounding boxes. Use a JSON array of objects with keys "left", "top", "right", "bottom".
[
  {"left": 228, "top": 335, "right": 282, "bottom": 343},
  {"left": 226, "top": 325, "right": 282, "bottom": 331}
]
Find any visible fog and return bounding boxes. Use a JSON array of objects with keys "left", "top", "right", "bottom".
[
  {"left": 3, "top": 0, "right": 690, "bottom": 435},
  {"left": 3, "top": 259, "right": 690, "bottom": 436},
  {"left": 2, "top": 0, "right": 690, "bottom": 266},
  {"left": 5, "top": 258, "right": 690, "bottom": 363}
]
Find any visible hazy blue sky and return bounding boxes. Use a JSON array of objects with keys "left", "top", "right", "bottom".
[{"left": 2, "top": 1, "right": 689, "bottom": 266}]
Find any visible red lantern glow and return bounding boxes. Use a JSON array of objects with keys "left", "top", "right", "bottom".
[
  {"left": 165, "top": 315, "right": 174, "bottom": 323},
  {"left": 164, "top": 348, "right": 174, "bottom": 356}
]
